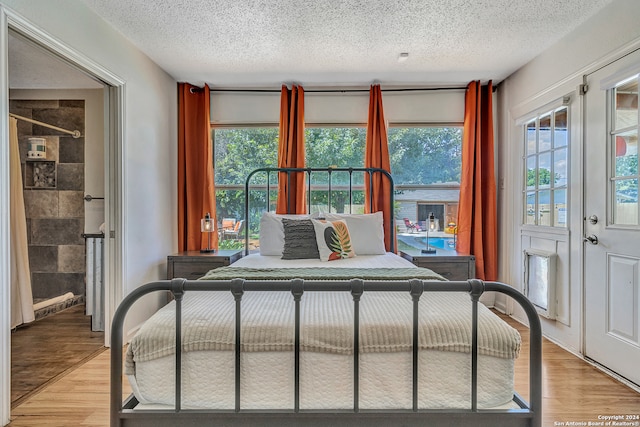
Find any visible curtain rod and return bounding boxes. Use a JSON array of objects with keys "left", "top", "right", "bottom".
[
  {"left": 9, "top": 113, "right": 82, "bottom": 138},
  {"left": 209, "top": 86, "right": 468, "bottom": 94}
]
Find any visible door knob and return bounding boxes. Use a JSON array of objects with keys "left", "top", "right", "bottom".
[
  {"left": 587, "top": 215, "right": 598, "bottom": 225},
  {"left": 583, "top": 234, "right": 599, "bottom": 245}
]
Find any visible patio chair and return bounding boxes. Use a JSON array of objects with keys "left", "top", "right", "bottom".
[
  {"left": 219, "top": 218, "right": 236, "bottom": 240},
  {"left": 223, "top": 219, "right": 244, "bottom": 240},
  {"left": 403, "top": 218, "right": 422, "bottom": 233}
]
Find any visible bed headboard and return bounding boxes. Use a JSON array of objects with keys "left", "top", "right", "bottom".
[{"left": 243, "top": 167, "right": 395, "bottom": 255}]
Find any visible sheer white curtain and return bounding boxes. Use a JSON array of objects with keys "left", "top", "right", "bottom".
[{"left": 10, "top": 117, "right": 34, "bottom": 328}]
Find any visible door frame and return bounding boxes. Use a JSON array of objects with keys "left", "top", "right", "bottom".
[{"left": 0, "top": 6, "right": 125, "bottom": 424}]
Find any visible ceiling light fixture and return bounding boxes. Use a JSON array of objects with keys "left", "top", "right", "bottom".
[{"left": 398, "top": 52, "right": 409, "bottom": 62}]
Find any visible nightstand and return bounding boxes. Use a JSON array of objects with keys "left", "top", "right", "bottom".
[
  {"left": 167, "top": 249, "right": 243, "bottom": 280},
  {"left": 400, "top": 249, "right": 476, "bottom": 281}
]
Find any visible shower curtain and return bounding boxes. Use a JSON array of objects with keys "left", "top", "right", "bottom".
[{"left": 10, "top": 117, "right": 34, "bottom": 328}]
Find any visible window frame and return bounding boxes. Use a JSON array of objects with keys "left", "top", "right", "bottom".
[
  {"left": 520, "top": 103, "right": 571, "bottom": 228},
  {"left": 387, "top": 122, "right": 463, "bottom": 229},
  {"left": 211, "top": 123, "right": 465, "bottom": 229},
  {"left": 212, "top": 123, "right": 279, "bottom": 190},
  {"left": 608, "top": 75, "right": 640, "bottom": 227}
]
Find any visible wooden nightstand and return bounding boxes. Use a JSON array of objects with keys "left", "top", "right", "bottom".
[
  {"left": 167, "top": 250, "right": 243, "bottom": 280},
  {"left": 400, "top": 249, "right": 476, "bottom": 281}
]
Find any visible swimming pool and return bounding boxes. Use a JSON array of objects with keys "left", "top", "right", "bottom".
[
  {"left": 418, "top": 236, "right": 456, "bottom": 250},
  {"left": 397, "top": 234, "right": 457, "bottom": 251}
]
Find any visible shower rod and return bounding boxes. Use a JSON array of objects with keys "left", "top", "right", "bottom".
[{"left": 9, "top": 113, "right": 82, "bottom": 138}]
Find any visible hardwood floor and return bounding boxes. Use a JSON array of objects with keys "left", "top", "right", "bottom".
[
  {"left": 8, "top": 313, "right": 640, "bottom": 426},
  {"left": 8, "top": 348, "right": 130, "bottom": 427},
  {"left": 11, "top": 304, "right": 105, "bottom": 408},
  {"left": 503, "top": 313, "right": 640, "bottom": 426}
]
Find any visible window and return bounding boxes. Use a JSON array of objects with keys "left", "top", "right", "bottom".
[
  {"left": 611, "top": 77, "right": 639, "bottom": 225},
  {"left": 305, "top": 127, "right": 367, "bottom": 214},
  {"left": 523, "top": 106, "right": 569, "bottom": 227},
  {"left": 213, "top": 125, "right": 463, "bottom": 246},
  {"left": 213, "top": 126, "right": 369, "bottom": 241},
  {"left": 213, "top": 127, "right": 278, "bottom": 248},
  {"left": 388, "top": 127, "right": 462, "bottom": 185},
  {"left": 389, "top": 126, "right": 462, "bottom": 230}
]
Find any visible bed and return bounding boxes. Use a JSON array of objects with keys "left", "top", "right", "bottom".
[{"left": 110, "top": 167, "right": 542, "bottom": 427}]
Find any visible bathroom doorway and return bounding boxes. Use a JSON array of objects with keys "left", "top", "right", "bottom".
[{"left": 6, "top": 29, "right": 114, "bottom": 406}]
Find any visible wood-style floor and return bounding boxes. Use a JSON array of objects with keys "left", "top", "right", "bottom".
[
  {"left": 504, "top": 314, "right": 640, "bottom": 425},
  {"left": 11, "top": 304, "right": 105, "bottom": 408},
  {"left": 8, "top": 313, "right": 640, "bottom": 426}
]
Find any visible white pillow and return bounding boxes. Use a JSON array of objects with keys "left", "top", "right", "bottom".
[
  {"left": 259, "top": 211, "right": 317, "bottom": 256},
  {"left": 323, "top": 212, "right": 386, "bottom": 255}
]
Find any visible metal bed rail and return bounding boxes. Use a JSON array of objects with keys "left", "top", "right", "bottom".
[
  {"left": 110, "top": 279, "right": 542, "bottom": 427},
  {"left": 244, "top": 167, "right": 395, "bottom": 254}
]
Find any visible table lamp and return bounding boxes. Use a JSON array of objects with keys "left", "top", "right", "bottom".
[
  {"left": 200, "top": 212, "right": 216, "bottom": 253},
  {"left": 422, "top": 212, "right": 437, "bottom": 254}
]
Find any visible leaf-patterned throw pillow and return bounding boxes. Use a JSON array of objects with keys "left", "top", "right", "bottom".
[{"left": 311, "top": 219, "right": 356, "bottom": 261}]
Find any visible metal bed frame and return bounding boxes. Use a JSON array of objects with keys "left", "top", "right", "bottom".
[
  {"left": 110, "top": 166, "right": 542, "bottom": 426},
  {"left": 110, "top": 278, "right": 542, "bottom": 427},
  {"left": 243, "top": 167, "right": 396, "bottom": 254}
]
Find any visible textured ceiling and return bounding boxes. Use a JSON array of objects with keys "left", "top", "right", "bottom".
[
  {"left": 10, "top": 0, "right": 617, "bottom": 89},
  {"left": 79, "top": 0, "right": 615, "bottom": 88}
]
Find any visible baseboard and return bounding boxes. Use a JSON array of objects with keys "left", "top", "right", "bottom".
[
  {"left": 33, "top": 295, "right": 84, "bottom": 321},
  {"left": 583, "top": 358, "right": 640, "bottom": 394},
  {"left": 479, "top": 291, "right": 495, "bottom": 308},
  {"left": 493, "top": 298, "right": 508, "bottom": 314}
]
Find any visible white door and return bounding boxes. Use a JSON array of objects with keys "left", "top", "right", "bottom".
[{"left": 584, "top": 50, "right": 640, "bottom": 386}]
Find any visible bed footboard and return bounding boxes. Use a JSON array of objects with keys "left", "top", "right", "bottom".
[{"left": 111, "top": 279, "right": 542, "bottom": 427}]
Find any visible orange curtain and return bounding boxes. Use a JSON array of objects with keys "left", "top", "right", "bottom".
[
  {"left": 276, "top": 84, "right": 307, "bottom": 214},
  {"left": 364, "top": 84, "right": 395, "bottom": 252},
  {"left": 456, "top": 81, "right": 497, "bottom": 280},
  {"left": 178, "top": 83, "right": 218, "bottom": 251}
]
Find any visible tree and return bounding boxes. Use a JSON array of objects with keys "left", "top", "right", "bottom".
[
  {"left": 213, "top": 126, "right": 464, "bottom": 224},
  {"left": 616, "top": 154, "right": 638, "bottom": 178},
  {"left": 214, "top": 128, "right": 279, "bottom": 185},
  {"left": 388, "top": 127, "right": 462, "bottom": 184},
  {"left": 615, "top": 154, "right": 639, "bottom": 202},
  {"left": 306, "top": 128, "right": 366, "bottom": 213},
  {"left": 527, "top": 168, "right": 558, "bottom": 187},
  {"left": 213, "top": 128, "right": 279, "bottom": 232},
  {"left": 306, "top": 127, "right": 365, "bottom": 170}
]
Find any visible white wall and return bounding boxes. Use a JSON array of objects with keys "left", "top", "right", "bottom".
[
  {"left": 1, "top": 0, "right": 177, "bottom": 310},
  {"left": 497, "top": 0, "right": 640, "bottom": 353},
  {"left": 0, "top": 2, "right": 176, "bottom": 424}
]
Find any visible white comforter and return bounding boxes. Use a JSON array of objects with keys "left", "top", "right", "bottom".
[{"left": 127, "top": 253, "right": 521, "bottom": 410}]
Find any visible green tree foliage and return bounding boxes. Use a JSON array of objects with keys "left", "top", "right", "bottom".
[
  {"left": 213, "top": 128, "right": 279, "bottom": 232},
  {"left": 214, "top": 128, "right": 279, "bottom": 185},
  {"left": 306, "top": 127, "right": 366, "bottom": 170},
  {"left": 616, "top": 154, "right": 638, "bottom": 178},
  {"left": 213, "top": 126, "right": 464, "bottom": 225},
  {"left": 615, "top": 154, "right": 638, "bottom": 202},
  {"left": 306, "top": 128, "right": 367, "bottom": 212},
  {"left": 388, "top": 127, "right": 462, "bottom": 184},
  {"left": 527, "top": 168, "right": 559, "bottom": 187}
]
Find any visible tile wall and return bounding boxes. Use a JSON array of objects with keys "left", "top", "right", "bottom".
[{"left": 10, "top": 100, "right": 86, "bottom": 300}]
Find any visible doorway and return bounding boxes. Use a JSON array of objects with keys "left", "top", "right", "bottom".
[
  {"left": 583, "top": 49, "right": 640, "bottom": 387},
  {"left": 1, "top": 9, "right": 125, "bottom": 424},
  {"left": 7, "top": 29, "right": 108, "bottom": 406}
]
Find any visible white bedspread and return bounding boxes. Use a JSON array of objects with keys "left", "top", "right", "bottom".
[{"left": 127, "top": 253, "right": 522, "bottom": 410}]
